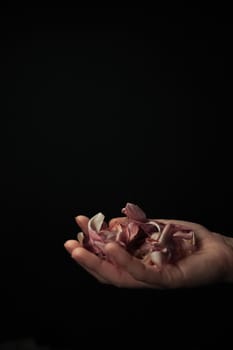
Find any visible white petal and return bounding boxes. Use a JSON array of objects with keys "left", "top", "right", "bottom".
[
  {"left": 147, "top": 221, "right": 161, "bottom": 232},
  {"left": 151, "top": 232, "right": 160, "bottom": 240},
  {"left": 88, "top": 212, "right": 105, "bottom": 232},
  {"left": 77, "top": 232, "right": 84, "bottom": 244},
  {"left": 151, "top": 251, "right": 163, "bottom": 266}
]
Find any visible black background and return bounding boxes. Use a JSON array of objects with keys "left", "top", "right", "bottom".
[{"left": 1, "top": 4, "right": 233, "bottom": 349}]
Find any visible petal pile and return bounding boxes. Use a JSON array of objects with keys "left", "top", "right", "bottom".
[{"left": 77, "top": 203, "right": 196, "bottom": 266}]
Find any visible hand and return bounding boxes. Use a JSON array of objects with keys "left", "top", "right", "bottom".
[{"left": 64, "top": 216, "right": 233, "bottom": 289}]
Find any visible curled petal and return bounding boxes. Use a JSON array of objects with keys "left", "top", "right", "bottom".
[
  {"left": 121, "top": 202, "right": 147, "bottom": 221},
  {"left": 158, "top": 224, "right": 173, "bottom": 246},
  {"left": 77, "top": 232, "right": 84, "bottom": 244},
  {"left": 147, "top": 221, "right": 162, "bottom": 232},
  {"left": 88, "top": 212, "right": 105, "bottom": 233}
]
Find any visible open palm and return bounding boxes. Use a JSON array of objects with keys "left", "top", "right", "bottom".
[{"left": 64, "top": 217, "right": 233, "bottom": 288}]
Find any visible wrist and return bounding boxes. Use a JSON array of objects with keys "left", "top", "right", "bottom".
[{"left": 222, "top": 235, "right": 233, "bottom": 283}]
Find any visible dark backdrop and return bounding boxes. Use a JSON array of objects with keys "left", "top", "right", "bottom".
[{"left": 1, "top": 5, "right": 233, "bottom": 349}]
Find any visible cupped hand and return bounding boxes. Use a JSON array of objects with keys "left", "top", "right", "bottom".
[{"left": 64, "top": 216, "right": 233, "bottom": 289}]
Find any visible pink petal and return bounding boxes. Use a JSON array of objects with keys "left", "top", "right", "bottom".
[{"left": 121, "top": 202, "right": 147, "bottom": 221}]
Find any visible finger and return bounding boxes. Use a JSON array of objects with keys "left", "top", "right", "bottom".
[
  {"left": 105, "top": 243, "right": 167, "bottom": 288},
  {"left": 64, "top": 240, "right": 81, "bottom": 255},
  {"left": 71, "top": 246, "right": 149, "bottom": 288},
  {"left": 64, "top": 240, "right": 109, "bottom": 283},
  {"left": 74, "top": 215, "right": 89, "bottom": 234}
]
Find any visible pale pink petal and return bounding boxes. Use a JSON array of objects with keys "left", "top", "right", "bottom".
[{"left": 121, "top": 202, "right": 147, "bottom": 221}]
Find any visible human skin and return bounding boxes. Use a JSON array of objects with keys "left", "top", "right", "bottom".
[{"left": 64, "top": 216, "right": 233, "bottom": 289}]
